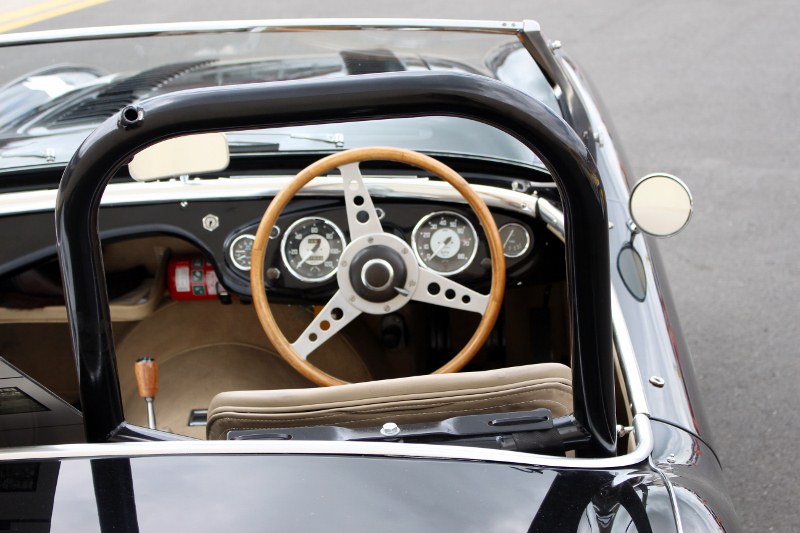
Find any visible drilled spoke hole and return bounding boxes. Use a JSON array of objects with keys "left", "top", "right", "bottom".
[
  {"left": 309, "top": 332, "right": 318, "bottom": 342},
  {"left": 462, "top": 295, "right": 471, "bottom": 304},
  {"left": 445, "top": 289, "right": 456, "bottom": 300},
  {"left": 320, "top": 320, "right": 330, "bottom": 331},
  {"left": 356, "top": 211, "right": 369, "bottom": 223},
  {"left": 353, "top": 195, "right": 365, "bottom": 206},
  {"left": 428, "top": 283, "right": 440, "bottom": 295},
  {"left": 331, "top": 308, "right": 344, "bottom": 320}
]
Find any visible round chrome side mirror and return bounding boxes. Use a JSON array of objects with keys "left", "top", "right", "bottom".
[{"left": 629, "top": 174, "right": 693, "bottom": 237}]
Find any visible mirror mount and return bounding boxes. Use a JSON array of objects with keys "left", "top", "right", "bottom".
[{"left": 625, "top": 218, "right": 641, "bottom": 246}]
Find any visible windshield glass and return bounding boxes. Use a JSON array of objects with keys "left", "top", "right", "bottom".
[{"left": 0, "top": 26, "right": 558, "bottom": 171}]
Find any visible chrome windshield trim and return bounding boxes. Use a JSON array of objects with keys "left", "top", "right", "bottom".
[
  {"left": 611, "top": 288, "right": 651, "bottom": 416},
  {"left": 0, "top": 19, "right": 530, "bottom": 48},
  {"left": 0, "top": 413, "right": 652, "bottom": 467},
  {"left": 0, "top": 177, "right": 539, "bottom": 216}
]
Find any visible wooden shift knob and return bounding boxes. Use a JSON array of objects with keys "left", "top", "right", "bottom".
[{"left": 134, "top": 357, "right": 159, "bottom": 399}]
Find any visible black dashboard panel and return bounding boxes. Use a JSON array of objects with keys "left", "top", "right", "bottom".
[{"left": 0, "top": 195, "right": 563, "bottom": 303}]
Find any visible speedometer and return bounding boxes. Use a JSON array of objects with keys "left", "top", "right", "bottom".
[
  {"left": 281, "top": 217, "right": 346, "bottom": 282},
  {"left": 411, "top": 211, "right": 478, "bottom": 275}
]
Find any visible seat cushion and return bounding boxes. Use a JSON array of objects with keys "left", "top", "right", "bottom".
[{"left": 207, "top": 363, "right": 572, "bottom": 440}]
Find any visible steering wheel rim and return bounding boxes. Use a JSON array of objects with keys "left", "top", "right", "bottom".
[{"left": 251, "top": 147, "right": 505, "bottom": 386}]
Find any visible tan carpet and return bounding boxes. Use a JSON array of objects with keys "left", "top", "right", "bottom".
[{"left": 116, "top": 300, "right": 374, "bottom": 439}]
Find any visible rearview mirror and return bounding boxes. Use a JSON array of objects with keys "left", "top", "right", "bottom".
[
  {"left": 629, "top": 173, "right": 693, "bottom": 237},
  {"left": 128, "top": 133, "right": 229, "bottom": 181}
]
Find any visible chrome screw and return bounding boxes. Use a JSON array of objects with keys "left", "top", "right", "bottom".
[
  {"left": 649, "top": 376, "right": 666, "bottom": 388},
  {"left": 380, "top": 422, "right": 400, "bottom": 437}
]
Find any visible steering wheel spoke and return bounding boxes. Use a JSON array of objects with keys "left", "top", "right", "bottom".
[
  {"left": 339, "top": 162, "right": 384, "bottom": 240},
  {"left": 290, "top": 291, "right": 362, "bottom": 359},
  {"left": 412, "top": 268, "right": 489, "bottom": 315}
]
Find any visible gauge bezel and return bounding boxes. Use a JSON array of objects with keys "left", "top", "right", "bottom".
[
  {"left": 228, "top": 233, "right": 256, "bottom": 271},
  {"left": 498, "top": 222, "right": 532, "bottom": 258},
  {"left": 280, "top": 216, "right": 347, "bottom": 283},
  {"left": 411, "top": 210, "right": 479, "bottom": 276}
]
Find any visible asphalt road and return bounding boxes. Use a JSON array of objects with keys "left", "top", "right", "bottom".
[{"left": 4, "top": 1, "right": 798, "bottom": 530}]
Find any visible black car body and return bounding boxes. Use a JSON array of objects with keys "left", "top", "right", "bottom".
[{"left": 0, "top": 19, "right": 740, "bottom": 531}]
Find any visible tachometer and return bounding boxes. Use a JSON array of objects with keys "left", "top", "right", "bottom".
[
  {"left": 412, "top": 211, "right": 478, "bottom": 275},
  {"left": 281, "top": 217, "right": 346, "bottom": 282}
]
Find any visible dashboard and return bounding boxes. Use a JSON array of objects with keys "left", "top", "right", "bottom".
[{"left": 0, "top": 181, "right": 564, "bottom": 307}]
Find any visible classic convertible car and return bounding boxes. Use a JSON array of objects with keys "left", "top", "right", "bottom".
[{"left": 0, "top": 19, "right": 740, "bottom": 531}]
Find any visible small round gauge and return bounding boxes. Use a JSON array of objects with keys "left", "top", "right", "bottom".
[
  {"left": 499, "top": 222, "right": 532, "bottom": 258},
  {"left": 229, "top": 234, "right": 256, "bottom": 271},
  {"left": 281, "top": 217, "right": 346, "bottom": 283},
  {"left": 412, "top": 211, "right": 478, "bottom": 275}
]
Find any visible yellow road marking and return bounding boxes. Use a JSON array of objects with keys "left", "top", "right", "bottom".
[
  {"left": 0, "top": 0, "right": 80, "bottom": 23},
  {"left": 0, "top": 0, "right": 110, "bottom": 33}
]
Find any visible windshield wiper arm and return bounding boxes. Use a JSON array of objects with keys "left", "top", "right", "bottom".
[
  {"left": 0, "top": 147, "right": 56, "bottom": 162},
  {"left": 228, "top": 132, "right": 345, "bottom": 150},
  {"left": 288, "top": 132, "right": 345, "bottom": 148}
]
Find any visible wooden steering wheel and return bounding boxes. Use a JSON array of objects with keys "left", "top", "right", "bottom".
[{"left": 251, "top": 147, "right": 505, "bottom": 386}]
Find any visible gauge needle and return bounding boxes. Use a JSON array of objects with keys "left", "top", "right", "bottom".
[
  {"left": 428, "top": 236, "right": 452, "bottom": 260},
  {"left": 296, "top": 252, "right": 312, "bottom": 268},
  {"left": 503, "top": 229, "right": 515, "bottom": 248}
]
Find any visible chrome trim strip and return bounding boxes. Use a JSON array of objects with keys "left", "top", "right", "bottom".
[
  {"left": 0, "top": 19, "right": 528, "bottom": 48},
  {"left": 0, "top": 177, "right": 539, "bottom": 216},
  {"left": 0, "top": 413, "right": 652, "bottom": 467},
  {"left": 611, "top": 288, "right": 650, "bottom": 416},
  {"left": 535, "top": 196, "right": 564, "bottom": 234},
  {"left": 650, "top": 458, "right": 686, "bottom": 533}
]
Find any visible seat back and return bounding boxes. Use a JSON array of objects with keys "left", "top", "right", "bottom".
[{"left": 207, "top": 363, "right": 572, "bottom": 440}]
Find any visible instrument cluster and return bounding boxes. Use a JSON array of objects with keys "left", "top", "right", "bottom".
[{"left": 224, "top": 202, "right": 537, "bottom": 292}]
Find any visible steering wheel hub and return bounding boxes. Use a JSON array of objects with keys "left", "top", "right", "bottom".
[{"left": 349, "top": 245, "right": 407, "bottom": 302}]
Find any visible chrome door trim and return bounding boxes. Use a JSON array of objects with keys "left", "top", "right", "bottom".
[{"left": 0, "top": 413, "right": 652, "bottom": 468}]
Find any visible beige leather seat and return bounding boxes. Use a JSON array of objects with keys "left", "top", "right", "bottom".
[{"left": 207, "top": 363, "right": 573, "bottom": 440}]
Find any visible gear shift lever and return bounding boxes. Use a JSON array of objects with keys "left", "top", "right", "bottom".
[{"left": 134, "top": 357, "right": 158, "bottom": 429}]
